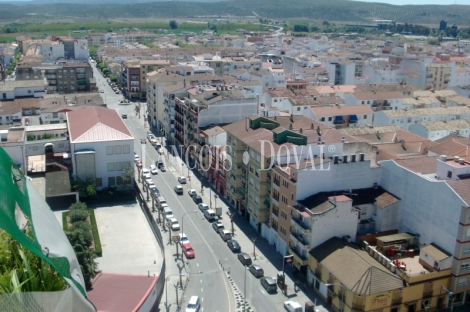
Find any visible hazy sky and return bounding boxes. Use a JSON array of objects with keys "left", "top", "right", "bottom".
[{"left": 354, "top": 0, "right": 468, "bottom": 5}]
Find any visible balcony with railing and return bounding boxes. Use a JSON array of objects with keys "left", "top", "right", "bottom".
[
  {"left": 289, "top": 246, "right": 308, "bottom": 266},
  {"left": 290, "top": 232, "right": 309, "bottom": 248},
  {"left": 273, "top": 179, "right": 280, "bottom": 188},
  {"left": 291, "top": 217, "right": 311, "bottom": 235}
]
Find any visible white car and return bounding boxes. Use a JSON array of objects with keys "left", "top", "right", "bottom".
[
  {"left": 134, "top": 154, "right": 140, "bottom": 161},
  {"left": 158, "top": 148, "right": 164, "bottom": 155},
  {"left": 188, "top": 189, "right": 197, "bottom": 197},
  {"left": 169, "top": 218, "right": 180, "bottom": 231},
  {"left": 150, "top": 165, "right": 158, "bottom": 175},
  {"left": 148, "top": 181, "right": 155, "bottom": 189},
  {"left": 145, "top": 176, "right": 153, "bottom": 184},
  {"left": 284, "top": 301, "right": 302, "bottom": 312},
  {"left": 178, "top": 233, "right": 189, "bottom": 246},
  {"left": 142, "top": 168, "right": 150, "bottom": 177},
  {"left": 178, "top": 176, "right": 187, "bottom": 184}
]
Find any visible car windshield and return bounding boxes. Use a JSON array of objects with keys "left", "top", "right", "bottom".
[
  {"left": 187, "top": 303, "right": 197, "bottom": 309},
  {"left": 185, "top": 247, "right": 193, "bottom": 252}
]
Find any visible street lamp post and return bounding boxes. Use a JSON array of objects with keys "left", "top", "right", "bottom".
[
  {"left": 243, "top": 264, "right": 248, "bottom": 312},
  {"left": 181, "top": 210, "right": 198, "bottom": 235},
  {"left": 325, "top": 283, "right": 346, "bottom": 312},
  {"left": 282, "top": 255, "right": 293, "bottom": 278},
  {"left": 165, "top": 274, "right": 186, "bottom": 312},
  {"left": 439, "top": 285, "right": 455, "bottom": 312}
]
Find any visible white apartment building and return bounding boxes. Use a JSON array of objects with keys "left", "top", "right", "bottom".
[
  {"left": 305, "top": 105, "right": 374, "bottom": 128},
  {"left": 373, "top": 106, "right": 470, "bottom": 131},
  {"left": 409, "top": 120, "right": 470, "bottom": 141},
  {"left": 344, "top": 91, "right": 404, "bottom": 111},
  {"left": 68, "top": 107, "right": 134, "bottom": 190},
  {"left": 380, "top": 157, "right": 470, "bottom": 302}
]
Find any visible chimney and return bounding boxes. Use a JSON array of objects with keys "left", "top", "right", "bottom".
[
  {"left": 299, "top": 128, "right": 303, "bottom": 134},
  {"left": 311, "top": 123, "right": 314, "bottom": 129},
  {"left": 342, "top": 155, "right": 348, "bottom": 163},
  {"left": 440, "top": 155, "right": 447, "bottom": 162},
  {"left": 454, "top": 156, "right": 460, "bottom": 163},
  {"left": 459, "top": 159, "right": 465, "bottom": 165},
  {"left": 289, "top": 123, "right": 293, "bottom": 130},
  {"left": 334, "top": 155, "right": 339, "bottom": 164},
  {"left": 351, "top": 154, "right": 356, "bottom": 162},
  {"left": 359, "top": 153, "right": 365, "bottom": 161},
  {"left": 316, "top": 126, "right": 321, "bottom": 136}
]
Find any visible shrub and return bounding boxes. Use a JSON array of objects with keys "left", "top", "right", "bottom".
[
  {"left": 70, "top": 221, "right": 91, "bottom": 233},
  {"left": 69, "top": 209, "right": 89, "bottom": 223},
  {"left": 69, "top": 202, "right": 87, "bottom": 211}
]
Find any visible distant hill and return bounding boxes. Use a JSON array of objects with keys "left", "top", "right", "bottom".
[{"left": 1, "top": 0, "right": 469, "bottom": 25}]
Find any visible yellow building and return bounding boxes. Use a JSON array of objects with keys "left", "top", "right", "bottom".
[{"left": 308, "top": 237, "right": 452, "bottom": 312}]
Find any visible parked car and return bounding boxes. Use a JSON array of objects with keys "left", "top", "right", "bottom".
[
  {"left": 188, "top": 189, "right": 197, "bottom": 197},
  {"left": 248, "top": 265, "right": 264, "bottom": 277},
  {"left": 150, "top": 138, "right": 158, "bottom": 145},
  {"left": 134, "top": 154, "right": 140, "bottom": 161},
  {"left": 168, "top": 218, "right": 180, "bottom": 231},
  {"left": 100, "top": 90, "right": 104, "bottom": 93},
  {"left": 174, "top": 185, "right": 184, "bottom": 195},
  {"left": 135, "top": 160, "right": 142, "bottom": 168},
  {"left": 198, "top": 203, "right": 209, "bottom": 212},
  {"left": 158, "top": 148, "right": 164, "bottom": 155},
  {"left": 192, "top": 195, "right": 202, "bottom": 204},
  {"left": 178, "top": 233, "right": 189, "bottom": 246},
  {"left": 178, "top": 176, "right": 187, "bottom": 184},
  {"left": 147, "top": 181, "right": 155, "bottom": 189},
  {"left": 150, "top": 165, "right": 158, "bottom": 175},
  {"left": 212, "top": 222, "right": 224, "bottom": 232},
  {"left": 227, "top": 240, "right": 241, "bottom": 253},
  {"left": 182, "top": 243, "right": 195, "bottom": 259},
  {"left": 147, "top": 134, "right": 154, "bottom": 140},
  {"left": 237, "top": 253, "right": 252, "bottom": 265},
  {"left": 145, "top": 176, "right": 153, "bottom": 185},
  {"left": 219, "top": 230, "right": 232, "bottom": 242},
  {"left": 284, "top": 301, "right": 302, "bottom": 312},
  {"left": 150, "top": 186, "right": 159, "bottom": 196},
  {"left": 261, "top": 277, "right": 277, "bottom": 293}
]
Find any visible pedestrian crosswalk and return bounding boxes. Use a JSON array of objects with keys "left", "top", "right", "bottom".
[{"left": 167, "top": 167, "right": 176, "bottom": 172}]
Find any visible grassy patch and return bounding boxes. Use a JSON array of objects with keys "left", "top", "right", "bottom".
[
  {"left": 0, "top": 36, "right": 15, "bottom": 43},
  {"left": 62, "top": 211, "right": 68, "bottom": 231}
]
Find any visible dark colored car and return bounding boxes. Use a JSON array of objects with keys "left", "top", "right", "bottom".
[
  {"left": 238, "top": 253, "right": 252, "bottom": 265},
  {"left": 121, "top": 113, "right": 127, "bottom": 119},
  {"left": 227, "top": 240, "right": 241, "bottom": 253},
  {"left": 248, "top": 265, "right": 264, "bottom": 277},
  {"left": 192, "top": 195, "right": 202, "bottom": 204},
  {"left": 156, "top": 160, "right": 164, "bottom": 168}
]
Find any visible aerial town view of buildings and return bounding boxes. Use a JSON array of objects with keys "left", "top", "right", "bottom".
[{"left": 1, "top": 2, "right": 470, "bottom": 311}]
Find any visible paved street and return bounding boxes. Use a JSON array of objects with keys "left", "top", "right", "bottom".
[{"left": 93, "top": 62, "right": 332, "bottom": 312}]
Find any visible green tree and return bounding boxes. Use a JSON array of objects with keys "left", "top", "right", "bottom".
[
  {"left": 72, "top": 176, "right": 96, "bottom": 198},
  {"left": 169, "top": 20, "right": 178, "bottom": 30},
  {"left": 66, "top": 230, "right": 96, "bottom": 290},
  {"left": 41, "top": 133, "right": 53, "bottom": 139},
  {"left": 27, "top": 134, "right": 35, "bottom": 141}
]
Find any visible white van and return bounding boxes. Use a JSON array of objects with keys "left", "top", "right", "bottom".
[
  {"left": 204, "top": 209, "right": 216, "bottom": 222},
  {"left": 185, "top": 296, "right": 200, "bottom": 312}
]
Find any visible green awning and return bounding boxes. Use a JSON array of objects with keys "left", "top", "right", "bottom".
[
  {"left": 264, "top": 199, "right": 270, "bottom": 207},
  {"left": 77, "top": 80, "right": 85, "bottom": 85}
]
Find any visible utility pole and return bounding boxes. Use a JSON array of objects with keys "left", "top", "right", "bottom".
[
  {"left": 174, "top": 283, "right": 179, "bottom": 308},
  {"left": 230, "top": 212, "right": 235, "bottom": 235},
  {"left": 252, "top": 237, "right": 257, "bottom": 260},
  {"left": 177, "top": 263, "right": 184, "bottom": 287}
]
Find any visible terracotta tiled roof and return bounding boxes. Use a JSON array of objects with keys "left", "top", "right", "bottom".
[
  {"left": 310, "top": 237, "right": 403, "bottom": 295},
  {"left": 67, "top": 107, "right": 133, "bottom": 143},
  {"left": 87, "top": 273, "right": 158, "bottom": 312},
  {"left": 446, "top": 179, "right": 470, "bottom": 206},
  {"left": 395, "top": 156, "right": 439, "bottom": 174}
]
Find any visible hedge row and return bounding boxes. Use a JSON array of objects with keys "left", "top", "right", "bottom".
[{"left": 61, "top": 209, "right": 102, "bottom": 257}]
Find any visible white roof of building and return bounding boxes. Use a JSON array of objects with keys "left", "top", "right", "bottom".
[
  {"left": 381, "top": 106, "right": 470, "bottom": 118},
  {"left": 419, "top": 120, "right": 470, "bottom": 131}
]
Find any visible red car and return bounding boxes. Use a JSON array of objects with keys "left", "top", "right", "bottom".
[
  {"left": 135, "top": 159, "right": 142, "bottom": 168},
  {"left": 182, "top": 243, "right": 195, "bottom": 259}
]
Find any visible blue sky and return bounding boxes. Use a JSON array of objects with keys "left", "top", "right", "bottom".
[{"left": 354, "top": 0, "right": 468, "bottom": 5}]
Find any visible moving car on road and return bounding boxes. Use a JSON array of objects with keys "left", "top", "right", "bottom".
[
  {"left": 121, "top": 113, "right": 127, "bottom": 119},
  {"left": 185, "top": 295, "right": 200, "bottom": 312},
  {"left": 182, "top": 243, "right": 195, "bottom": 259},
  {"left": 150, "top": 165, "right": 158, "bottom": 175},
  {"left": 174, "top": 185, "right": 184, "bottom": 195}
]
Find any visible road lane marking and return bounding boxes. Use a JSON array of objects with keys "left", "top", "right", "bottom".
[
  {"left": 159, "top": 176, "right": 234, "bottom": 312},
  {"left": 201, "top": 288, "right": 203, "bottom": 292}
]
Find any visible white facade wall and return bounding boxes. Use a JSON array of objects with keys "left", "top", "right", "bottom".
[
  {"left": 304, "top": 110, "right": 373, "bottom": 127},
  {"left": 409, "top": 123, "right": 470, "bottom": 141},
  {"left": 380, "top": 160, "right": 463, "bottom": 254},
  {"left": 71, "top": 139, "right": 134, "bottom": 189},
  {"left": 295, "top": 160, "right": 382, "bottom": 200},
  {"left": 41, "top": 44, "right": 65, "bottom": 63},
  {"left": 74, "top": 43, "right": 89, "bottom": 61},
  {"left": 25, "top": 139, "right": 70, "bottom": 157},
  {"left": 436, "top": 158, "right": 470, "bottom": 181},
  {"left": 40, "top": 112, "right": 68, "bottom": 124},
  {"left": 2, "top": 142, "right": 27, "bottom": 173},
  {"left": 419, "top": 249, "right": 452, "bottom": 270},
  {"left": 309, "top": 199, "right": 359, "bottom": 249},
  {"left": 0, "top": 111, "right": 22, "bottom": 125},
  {"left": 197, "top": 98, "right": 258, "bottom": 128}
]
